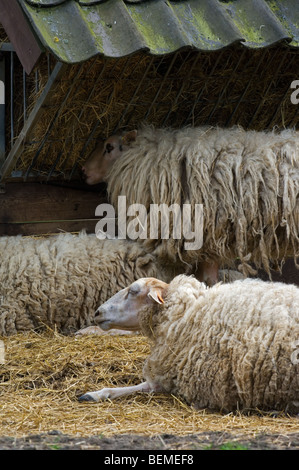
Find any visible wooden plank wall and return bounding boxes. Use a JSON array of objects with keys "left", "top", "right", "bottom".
[
  {"left": 0, "top": 182, "right": 106, "bottom": 236},
  {"left": 1, "top": 182, "right": 298, "bottom": 287}
]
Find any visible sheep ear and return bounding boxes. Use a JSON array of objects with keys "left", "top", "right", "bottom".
[
  {"left": 122, "top": 130, "right": 137, "bottom": 145},
  {"left": 148, "top": 288, "right": 164, "bottom": 304}
]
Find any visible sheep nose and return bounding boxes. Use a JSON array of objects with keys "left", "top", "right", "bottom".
[
  {"left": 94, "top": 306, "right": 102, "bottom": 317},
  {"left": 94, "top": 304, "right": 105, "bottom": 320}
]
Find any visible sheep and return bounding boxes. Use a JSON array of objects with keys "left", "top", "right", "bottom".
[
  {"left": 81, "top": 131, "right": 135, "bottom": 185},
  {"left": 74, "top": 267, "right": 245, "bottom": 337},
  {"left": 0, "top": 231, "right": 181, "bottom": 336},
  {"left": 79, "top": 275, "right": 299, "bottom": 413},
  {"left": 81, "top": 140, "right": 106, "bottom": 185},
  {"left": 0, "top": 230, "right": 246, "bottom": 336},
  {"left": 82, "top": 125, "right": 299, "bottom": 279}
]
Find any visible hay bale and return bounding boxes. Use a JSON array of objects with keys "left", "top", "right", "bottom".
[{"left": 10, "top": 47, "right": 299, "bottom": 179}]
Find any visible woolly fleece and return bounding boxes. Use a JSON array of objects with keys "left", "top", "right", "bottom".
[
  {"left": 139, "top": 275, "right": 299, "bottom": 413},
  {"left": 107, "top": 126, "right": 299, "bottom": 275},
  {"left": 0, "top": 232, "right": 179, "bottom": 335}
]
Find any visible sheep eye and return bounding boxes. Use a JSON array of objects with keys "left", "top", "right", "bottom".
[
  {"left": 128, "top": 286, "right": 140, "bottom": 296},
  {"left": 106, "top": 143, "right": 114, "bottom": 153}
]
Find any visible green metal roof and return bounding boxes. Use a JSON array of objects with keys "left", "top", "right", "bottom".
[{"left": 12, "top": 0, "right": 299, "bottom": 65}]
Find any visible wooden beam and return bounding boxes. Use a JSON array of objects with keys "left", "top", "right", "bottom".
[
  {"left": 0, "top": 55, "right": 5, "bottom": 166},
  {"left": 0, "top": 61, "right": 67, "bottom": 182},
  {"left": 0, "top": 220, "right": 100, "bottom": 237},
  {"left": 0, "top": 182, "right": 107, "bottom": 236},
  {"left": 0, "top": 0, "right": 43, "bottom": 74}
]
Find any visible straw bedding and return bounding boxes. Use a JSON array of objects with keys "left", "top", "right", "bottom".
[{"left": 0, "top": 331, "right": 298, "bottom": 440}]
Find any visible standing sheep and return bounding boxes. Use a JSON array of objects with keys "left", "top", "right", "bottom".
[
  {"left": 80, "top": 275, "right": 299, "bottom": 413},
  {"left": 82, "top": 126, "right": 299, "bottom": 279},
  {"left": 0, "top": 231, "right": 180, "bottom": 336}
]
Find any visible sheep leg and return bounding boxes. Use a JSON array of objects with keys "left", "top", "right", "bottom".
[
  {"left": 196, "top": 261, "right": 219, "bottom": 286},
  {"left": 78, "top": 381, "right": 162, "bottom": 402}
]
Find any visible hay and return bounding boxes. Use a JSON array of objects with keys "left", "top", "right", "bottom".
[
  {"left": 9, "top": 46, "right": 299, "bottom": 179},
  {"left": 0, "top": 331, "right": 298, "bottom": 438},
  {"left": 5, "top": 54, "right": 51, "bottom": 154}
]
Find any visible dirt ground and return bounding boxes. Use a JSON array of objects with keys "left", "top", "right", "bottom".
[{"left": 0, "top": 430, "right": 298, "bottom": 450}]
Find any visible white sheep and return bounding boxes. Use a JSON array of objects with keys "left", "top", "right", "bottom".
[
  {"left": 0, "top": 230, "right": 245, "bottom": 336},
  {"left": 79, "top": 275, "right": 299, "bottom": 413},
  {"left": 82, "top": 126, "right": 299, "bottom": 281},
  {"left": 0, "top": 231, "right": 180, "bottom": 336}
]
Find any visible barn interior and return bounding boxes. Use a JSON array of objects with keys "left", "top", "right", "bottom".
[
  {"left": 0, "top": 0, "right": 298, "bottom": 278},
  {"left": 0, "top": 0, "right": 299, "bottom": 443}
]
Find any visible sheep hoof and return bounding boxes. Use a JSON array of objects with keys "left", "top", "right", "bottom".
[{"left": 78, "top": 393, "right": 96, "bottom": 402}]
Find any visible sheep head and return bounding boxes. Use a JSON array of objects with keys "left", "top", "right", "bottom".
[
  {"left": 81, "top": 130, "right": 137, "bottom": 184},
  {"left": 94, "top": 277, "right": 168, "bottom": 332}
]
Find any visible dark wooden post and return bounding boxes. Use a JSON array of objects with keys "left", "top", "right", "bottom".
[{"left": 0, "top": 52, "right": 5, "bottom": 167}]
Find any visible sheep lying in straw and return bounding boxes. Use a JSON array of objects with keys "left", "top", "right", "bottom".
[
  {"left": 82, "top": 126, "right": 299, "bottom": 279},
  {"left": 0, "top": 232, "right": 181, "bottom": 336},
  {"left": 79, "top": 275, "right": 299, "bottom": 413}
]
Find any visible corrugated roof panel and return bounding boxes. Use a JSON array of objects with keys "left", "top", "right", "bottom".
[
  {"left": 9, "top": 0, "right": 299, "bottom": 66},
  {"left": 26, "top": 0, "right": 67, "bottom": 6},
  {"left": 123, "top": 1, "right": 191, "bottom": 54},
  {"left": 221, "top": 0, "right": 292, "bottom": 47},
  {"left": 21, "top": 0, "right": 102, "bottom": 63},
  {"left": 266, "top": 0, "right": 299, "bottom": 47},
  {"left": 79, "top": 1, "right": 149, "bottom": 57},
  {"left": 78, "top": 1, "right": 107, "bottom": 5},
  {"left": 168, "top": 0, "right": 243, "bottom": 50}
]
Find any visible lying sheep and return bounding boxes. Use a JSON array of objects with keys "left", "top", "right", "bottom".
[
  {"left": 75, "top": 267, "right": 244, "bottom": 336},
  {"left": 0, "top": 230, "right": 244, "bottom": 336},
  {"left": 82, "top": 126, "right": 299, "bottom": 279},
  {"left": 0, "top": 232, "right": 180, "bottom": 336},
  {"left": 79, "top": 275, "right": 299, "bottom": 413}
]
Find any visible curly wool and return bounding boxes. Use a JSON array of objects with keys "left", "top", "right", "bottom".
[
  {"left": 0, "top": 232, "right": 179, "bottom": 335},
  {"left": 107, "top": 126, "right": 299, "bottom": 275},
  {"left": 139, "top": 275, "right": 299, "bottom": 413}
]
